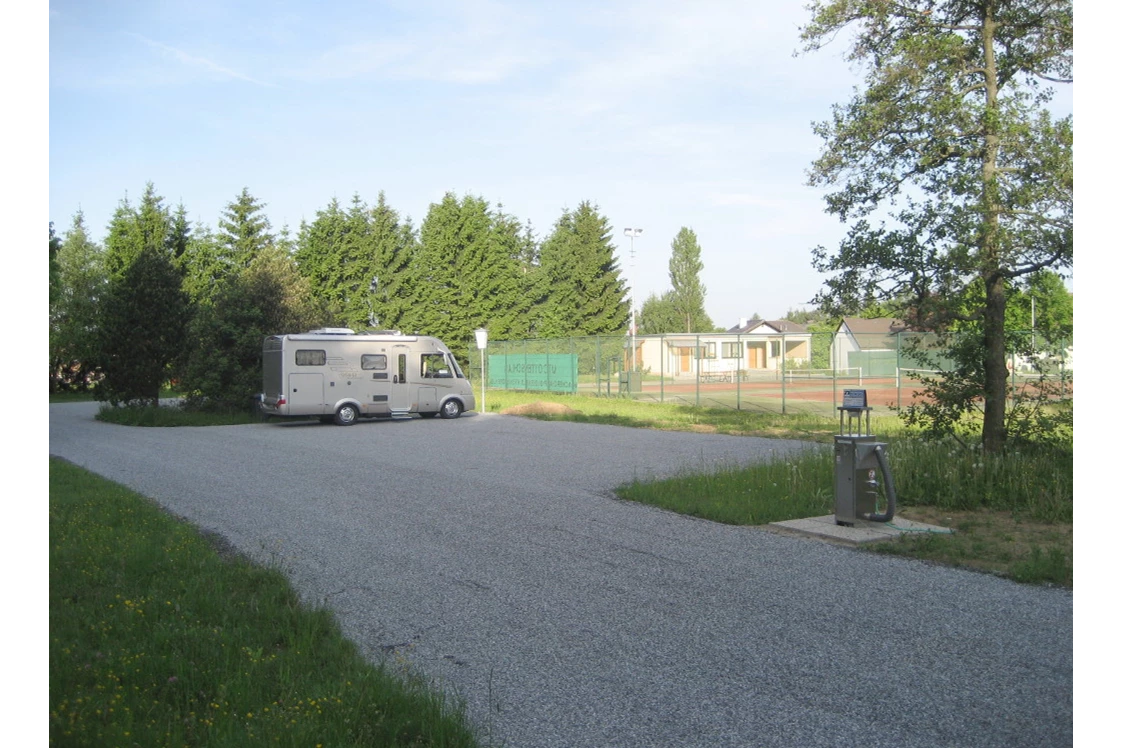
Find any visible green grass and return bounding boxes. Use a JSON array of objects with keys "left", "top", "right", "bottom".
[
  {"left": 50, "top": 458, "right": 479, "bottom": 747},
  {"left": 617, "top": 452, "right": 833, "bottom": 525}
]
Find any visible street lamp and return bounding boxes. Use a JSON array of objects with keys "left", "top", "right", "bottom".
[{"left": 623, "top": 227, "right": 643, "bottom": 371}]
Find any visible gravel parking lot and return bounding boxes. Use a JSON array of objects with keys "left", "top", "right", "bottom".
[{"left": 49, "top": 402, "right": 1072, "bottom": 747}]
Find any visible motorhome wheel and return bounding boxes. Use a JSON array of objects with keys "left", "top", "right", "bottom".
[
  {"left": 440, "top": 399, "right": 463, "bottom": 419},
  {"left": 334, "top": 404, "right": 359, "bottom": 426}
]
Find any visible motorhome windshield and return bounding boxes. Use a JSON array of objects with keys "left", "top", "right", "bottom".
[
  {"left": 421, "top": 352, "right": 467, "bottom": 379},
  {"left": 448, "top": 353, "right": 466, "bottom": 379}
]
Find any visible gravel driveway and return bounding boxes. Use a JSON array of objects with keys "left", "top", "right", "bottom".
[{"left": 49, "top": 402, "right": 1072, "bottom": 747}]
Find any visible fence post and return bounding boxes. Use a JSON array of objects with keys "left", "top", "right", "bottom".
[
  {"left": 595, "top": 336, "right": 602, "bottom": 396},
  {"left": 781, "top": 332, "right": 787, "bottom": 415},
  {"left": 832, "top": 331, "right": 838, "bottom": 412},
  {"left": 896, "top": 332, "right": 901, "bottom": 409}
]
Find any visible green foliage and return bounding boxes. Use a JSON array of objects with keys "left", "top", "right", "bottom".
[
  {"left": 50, "top": 459, "right": 479, "bottom": 747},
  {"left": 49, "top": 222, "right": 61, "bottom": 308},
  {"left": 219, "top": 187, "right": 275, "bottom": 270},
  {"left": 97, "top": 246, "right": 190, "bottom": 406},
  {"left": 96, "top": 185, "right": 191, "bottom": 406},
  {"left": 167, "top": 204, "right": 192, "bottom": 262},
  {"left": 367, "top": 193, "right": 420, "bottom": 332},
  {"left": 105, "top": 183, "right": 169, "bottom": 279},
  {"left": 292, "top": 191, "right": 418, "bottom": 332},
  {"left": 801, "top": 0, "right": 1073, "bottom": 454},
  {"left": 638, "top": 228, "right": 716, "bottom": 333},
  {"left": 639, "top": 291, "right": 680, "bottom": 334},
  {"left": 295, "top": 196, "right": 351, "bottom": 322},
  {"left": 405, "top": 193, "right": 529, "bottom": 357},
  {"left": 1005, "top": 270, "right": 1073, "bottom": 337},
  {"left": 668, "top": 227, "right": 712, "bottom": 333},
  {"left": 537, "top": 201, "right": 629, "bottom": 338},
  {"left": 50, "top": 212, "right": 106, "bottom": 391},
  {"left": 179, "top": 223, "right": 228, "bottom": 304},
  {"left": 898, "top": 328, "right": 1073, "bottom": 451},
  {"left": 181, "top": 247, "right": 324, "bottom": 412}
]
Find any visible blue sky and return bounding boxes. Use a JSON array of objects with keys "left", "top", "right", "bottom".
[{"left": 49, "top": 0, "right": 1070, "bottom": 328}]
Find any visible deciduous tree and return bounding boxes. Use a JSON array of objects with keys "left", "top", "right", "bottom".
[
  {"left": 668, "top": 227, "right": 711, "bottom": 333},
  {"left": 801, "top": 0, "right": 1072, "bottom": 454},
  {"left": 639, "top": 292, "right": 680, "bottom": 335}
]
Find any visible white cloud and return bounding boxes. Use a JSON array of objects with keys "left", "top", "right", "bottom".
[{"left": 132, "top": 34, "right": 277, "bottom": 88}]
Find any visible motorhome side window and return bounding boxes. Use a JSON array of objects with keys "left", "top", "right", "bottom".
[
  {"left": 361, "top": 354, "right": 388, "bottom": 371},
  {"left": 420, "top": 353, "right": 452, "bottom": 378},
  {"left": 296, "top": 350, "right": 326, "bottom": 366}
]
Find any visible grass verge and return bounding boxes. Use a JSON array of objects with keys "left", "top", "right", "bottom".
[{"left": 50, "top": 458, "right": 479, "bottom": 747}]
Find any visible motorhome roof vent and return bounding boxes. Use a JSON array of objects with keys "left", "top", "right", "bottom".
[{"left": 307, "top": 328, "right": 356, "bottom": 335}]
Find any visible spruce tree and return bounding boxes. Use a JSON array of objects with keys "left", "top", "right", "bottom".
[
  {"left": 410, "top": 193, "right": 524, "bottom": 353},
  {"left": 97, "top": 184, "right": 190, "bottom": 406},
  {"left": 218, "top": 187, "right": 274, "bottom": 270},
  {"left": 538, "top": 201, "right": 628, "bottom": 337},
  {"left": 50, "top": 212, "right": 106, "bottom": 390}
]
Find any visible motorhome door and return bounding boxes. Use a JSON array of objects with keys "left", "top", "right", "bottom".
[{"left": 391, "top": 345, "right": 411, "bottom": 412}]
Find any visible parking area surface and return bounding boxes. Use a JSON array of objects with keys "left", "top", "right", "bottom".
[{"left": 49, "top": 403, "right": 1072, "bottom": 747}]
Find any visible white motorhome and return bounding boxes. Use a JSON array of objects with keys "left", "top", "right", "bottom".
[{"left": 260, "top": 329, "right": 476, "bottom": 424}]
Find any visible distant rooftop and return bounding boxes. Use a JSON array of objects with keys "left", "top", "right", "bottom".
[{"left": 726, "top": 318, "right": 808, "bottom": 334}]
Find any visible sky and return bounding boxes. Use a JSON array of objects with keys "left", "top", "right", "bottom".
[{"left": 47, "top": 0, "right": 902, "bottom": 328}]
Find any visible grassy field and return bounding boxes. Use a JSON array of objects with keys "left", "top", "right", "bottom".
[{"left": 49, "top": 458, "right": 479, "bottom": 747}]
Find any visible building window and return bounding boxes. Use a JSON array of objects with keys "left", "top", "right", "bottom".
[
  {"left": 295, "top": 349, "right": 326, "bottom": 366},
  {"left": 721, "top": 342, "right": 741, "bottom": 359},
  {"left": 770, "top": 340, "right": 781, "bottom": 358},
  {"left": 696, "top": 342, "right": 716, "bottom": 360}
]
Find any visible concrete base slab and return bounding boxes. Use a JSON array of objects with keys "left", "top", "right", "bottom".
[{"left": 768, "top": 514, "right": 954, "bottom": 546}]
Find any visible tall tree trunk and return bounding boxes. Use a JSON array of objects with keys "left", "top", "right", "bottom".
[
  {"left": 980, "top": 0, "right": 1006, "bottom": 454},
  {"left": 982, "top": 273, "right": 1007, "bottom": 453}
]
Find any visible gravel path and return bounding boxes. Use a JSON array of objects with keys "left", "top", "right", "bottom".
[{"left": 49, "top": 403, "right": 1072, "bottom": 747}]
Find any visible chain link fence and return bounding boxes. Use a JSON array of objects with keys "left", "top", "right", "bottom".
[{"left": 464, "top": 331, "right": 1073, "bottom": 416}]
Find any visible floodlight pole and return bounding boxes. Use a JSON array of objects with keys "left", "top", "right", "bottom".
[{"left": 623, "top": 227, "right": 643, "bottom": 371}]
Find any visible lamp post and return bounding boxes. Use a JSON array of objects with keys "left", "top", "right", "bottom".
[
  {"left": 474, "top": 328, "right": 488, "bottom": 414},
  {"left": 623, "top": 227, "right": 643, "bottom": 371}
]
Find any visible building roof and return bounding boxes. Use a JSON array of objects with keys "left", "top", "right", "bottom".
[
  {"left": 838, "top": 317, "right": 909, "bottom": 350},
  {"left": 838, "top": 317, "right": 908, "bottom": 335},
  {"left": 726, "top": 318, "right": 808, "bottom": 334}
]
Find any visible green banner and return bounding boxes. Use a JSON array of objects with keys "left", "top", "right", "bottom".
[{"left": 488, "top": 354, "right": 578, "bottom": 393}]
